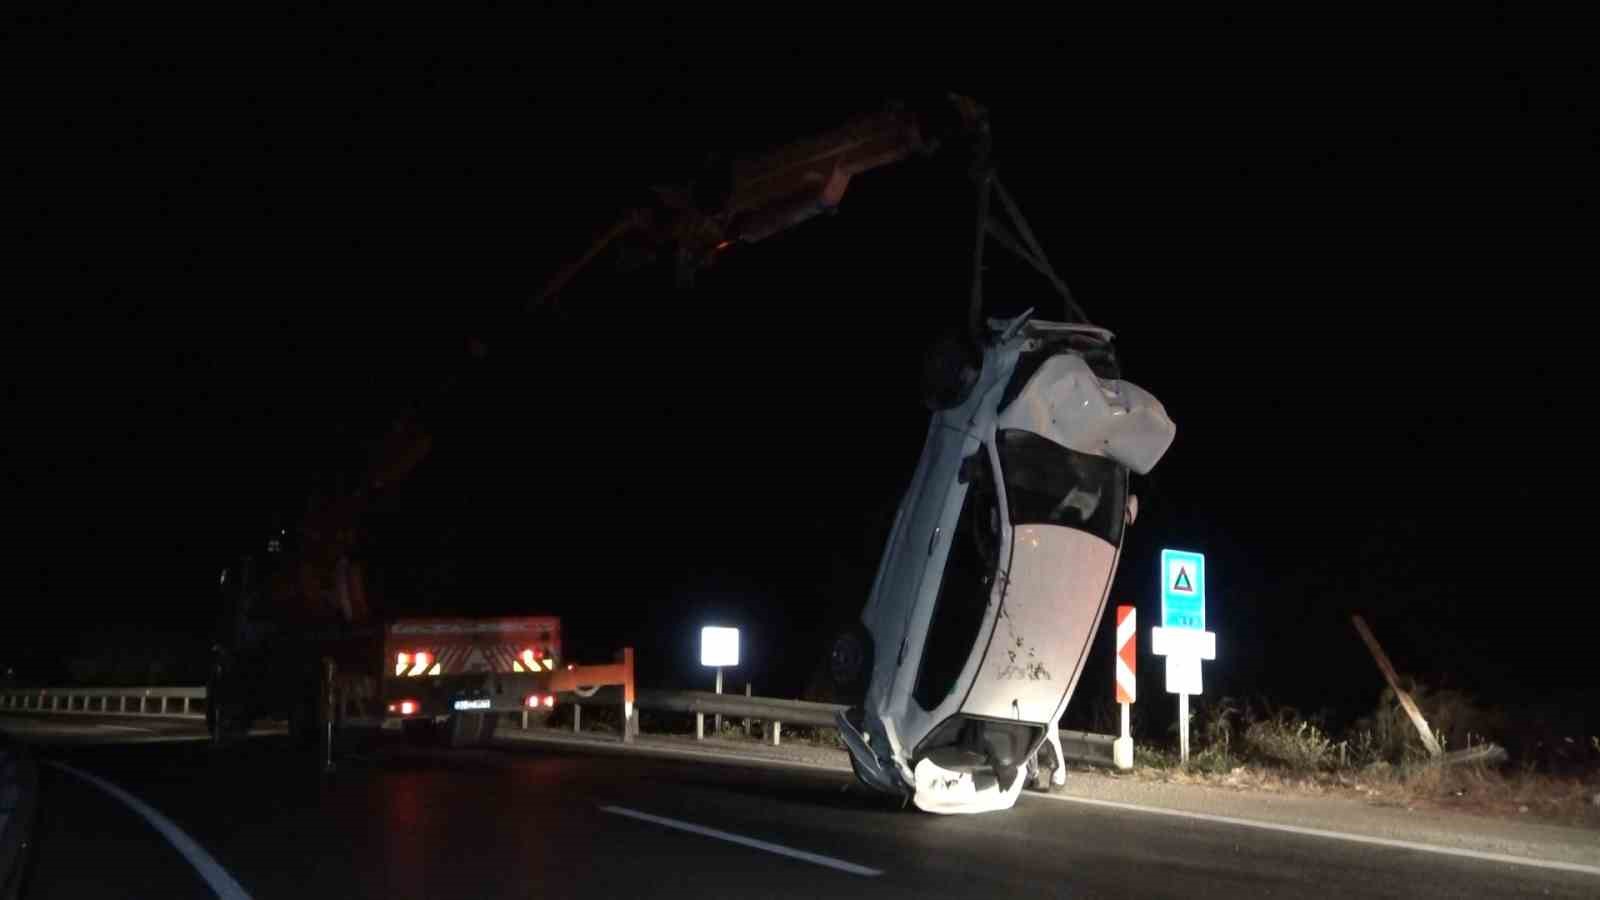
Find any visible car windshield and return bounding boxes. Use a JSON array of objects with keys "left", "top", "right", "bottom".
[{"left": 998, "top": 429, "right": 1128, "bottom": 545}]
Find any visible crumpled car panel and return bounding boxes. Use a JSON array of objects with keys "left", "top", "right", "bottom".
[{"left": 997, "top": 353, "right": 1174, "bottom": 475}]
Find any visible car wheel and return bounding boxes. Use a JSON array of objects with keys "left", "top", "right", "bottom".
[
  {"left": 828, "top": 624, "right": 874, "bottom": 699},
  {"left": 920, "top": 333, "right": 982, "bottom": 411}
]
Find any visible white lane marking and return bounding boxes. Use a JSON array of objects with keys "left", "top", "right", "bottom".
[
  {"left": 600, "top": 805, "right": 883, "bottom": 877},
  {"left": 1035, "top": 792, "right": 1600, "bottom": 878},
  {"left": 47, "top": 762, "right": 254, "bottom": 899}
]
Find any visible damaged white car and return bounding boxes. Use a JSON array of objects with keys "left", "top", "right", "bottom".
[{"left": 830, "top": 312, "right": 1175, "bottom": 814}]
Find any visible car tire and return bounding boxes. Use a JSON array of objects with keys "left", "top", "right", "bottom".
[
  {"left": 920, "top": 333, "right": 982, "bottom": 411},
  {"left": 828, "top": 624, "right": 874, "bottom": 700}
]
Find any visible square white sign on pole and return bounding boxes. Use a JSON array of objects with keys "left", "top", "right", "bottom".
[
  {"left": 700, "top": 626, "right": 740, "bottom": 667},
  {"left": 1164, "top": 655, "right": 1203, "bottom": 695}
]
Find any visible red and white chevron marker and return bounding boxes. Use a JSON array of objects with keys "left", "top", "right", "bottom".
[
  {"left": 1113, "top": 605, "right": 1136, "bottom": 770},
  {"left": 1115, "top": 605, "right": 1137, "bottom": 704}
]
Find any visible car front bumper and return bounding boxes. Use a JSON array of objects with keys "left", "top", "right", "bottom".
[{"left": 835, "top": 710, "right": 910, "bottom": 797}]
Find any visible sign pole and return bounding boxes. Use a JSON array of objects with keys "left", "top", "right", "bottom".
[
  {"left": 714, "top": 666, "right": 723, "bottom": 735},
  {"left": 1178, "top": 691, "right": 1190, "bottom": 763}
]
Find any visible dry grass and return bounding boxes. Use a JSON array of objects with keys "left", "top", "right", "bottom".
[{"left": 1126, "top": 691, "right": 1600, "bottom": 827}]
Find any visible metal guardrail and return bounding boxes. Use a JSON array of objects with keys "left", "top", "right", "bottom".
[
  {"left": 637, "top": 689, "right": 845, "bottom": 729},
  {"left": 631, "top": 690, "right": 1118, "bottom": 764},
  {"left": 635, "top": 689, "right": 845, "bottom": 745},
  {"left": 0, "top": 683, "right": 1118, "bottom": 765},
  {"left": 0, "top": 686, "right": 207, "bottom": 719},
  {"left": 1058, "top": 729, "right": 1116, "bottom": 767}
]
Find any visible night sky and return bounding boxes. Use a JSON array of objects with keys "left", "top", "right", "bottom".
[{"left": 7, "top": 12, "right": 1593, "bottom": 736}]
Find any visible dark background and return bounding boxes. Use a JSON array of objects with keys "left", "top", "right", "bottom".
[{"left": 5, "top": 10, "right": 1594, "bottom": 738}]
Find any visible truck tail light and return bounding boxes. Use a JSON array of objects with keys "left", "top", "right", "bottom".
[
  {"left": 388, "top": 699, "right": 419, "bottom": 716},
  {"left": 525, "top": 694, "right": 556, "bottom": 709},
  {"left": 395, "top": 653, "right": 411, "bottom": 676},
  {"left": 543, "top": 695, "right": 555, "bottom": 708}
]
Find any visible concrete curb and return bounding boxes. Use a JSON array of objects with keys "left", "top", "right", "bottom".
[{"left": 0, "top": 745, "right": 40, "bottom": 900}]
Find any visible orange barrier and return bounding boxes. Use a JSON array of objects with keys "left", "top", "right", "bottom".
[{"left": 549, "top": 647, "right": 635, "bottom": 741}]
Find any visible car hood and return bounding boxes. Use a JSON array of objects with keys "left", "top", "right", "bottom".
[{"left": 960, "top": 525, "right": 1117, "bottom": 723}]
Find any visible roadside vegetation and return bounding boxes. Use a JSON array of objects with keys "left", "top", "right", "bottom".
[{"left": 1120, "top": 681, "right": 1600, "bottom": 827}]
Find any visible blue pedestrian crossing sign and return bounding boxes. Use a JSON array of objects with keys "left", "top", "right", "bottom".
[{"left": 1161, "top": 549, "right": 1206, "bottom": 631}]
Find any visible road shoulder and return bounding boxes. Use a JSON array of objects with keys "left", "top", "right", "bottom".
[{"left": 498, "top": 725, "right": 1599, "bottom": 874}]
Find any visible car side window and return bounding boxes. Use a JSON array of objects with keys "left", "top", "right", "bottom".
[{"left": 913, "top": 447, "right": 1001, "bottom": 711}]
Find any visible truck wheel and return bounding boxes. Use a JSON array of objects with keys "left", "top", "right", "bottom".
[
  {"left": 287, "top": 697, "right": 319, "bottom": 750},
  {"left": 828, "top": 624, "right": 874, "bottom": 702},
  {"left": 208, "top": 702, "right": 250, "bottom": 748},
  {"left": 401, "top": 718, "right": 435, "bottom": 746}
]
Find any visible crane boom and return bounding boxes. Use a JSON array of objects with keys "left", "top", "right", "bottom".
[
  {"left": 532, "top": 94, "right": 991, "bottom": 307},
  {"left": 250, "top": 91, "right": 1082, "bottom": 628}
]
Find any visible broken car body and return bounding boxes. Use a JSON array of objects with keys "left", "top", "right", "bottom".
[{"left": 835, "top": 313, "right": 1175, "bottom": 813}]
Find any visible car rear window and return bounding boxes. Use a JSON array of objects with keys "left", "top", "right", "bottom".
[
  {"left": 998, "top": 429, "right": 1127, "bottom": 545},
  {"left": 913, "top": 714, "right": 1043, "bottom": 771}
]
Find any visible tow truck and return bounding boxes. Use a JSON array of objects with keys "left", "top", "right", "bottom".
[
  {"left": 383, "top": 616, "right": 561, "bottom": 746},
  {"left": 211, "top": 93, "right": 1174, "bottom": 812}
]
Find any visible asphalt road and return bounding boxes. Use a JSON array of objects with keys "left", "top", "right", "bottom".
[{"left": 3, "top": 716, "right": 1596, "bottom": 899}]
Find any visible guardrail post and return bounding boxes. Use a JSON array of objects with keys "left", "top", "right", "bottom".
[
  {"left": 622, "top": 647, "right": 636, "bottom": 744},
  {"left": 573, "top": 704, "right": 581, "bottom": 733},
  {"left": 521, "top": 709, "right": 528, "bottom": 729},
  {"left": 766, "top": 720, "right": 781, "bottom": 746},
  {"left": 696, "top": 711, "right": 704, "bottom": 740},
  {"left": 183, "top": 696, "right": 191, "bottom": 715},
  {"left": 138, "top": 696, "right": 145, "bottom": 714},
  {"left": 120, "top": 696, "right": 127, "bottom": 713},
  {"left": 744, "top": 683, "right": 752, "bottom": 738},
  {"left": 160, "top": 696, "right": 168, "bottom": 715}
]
